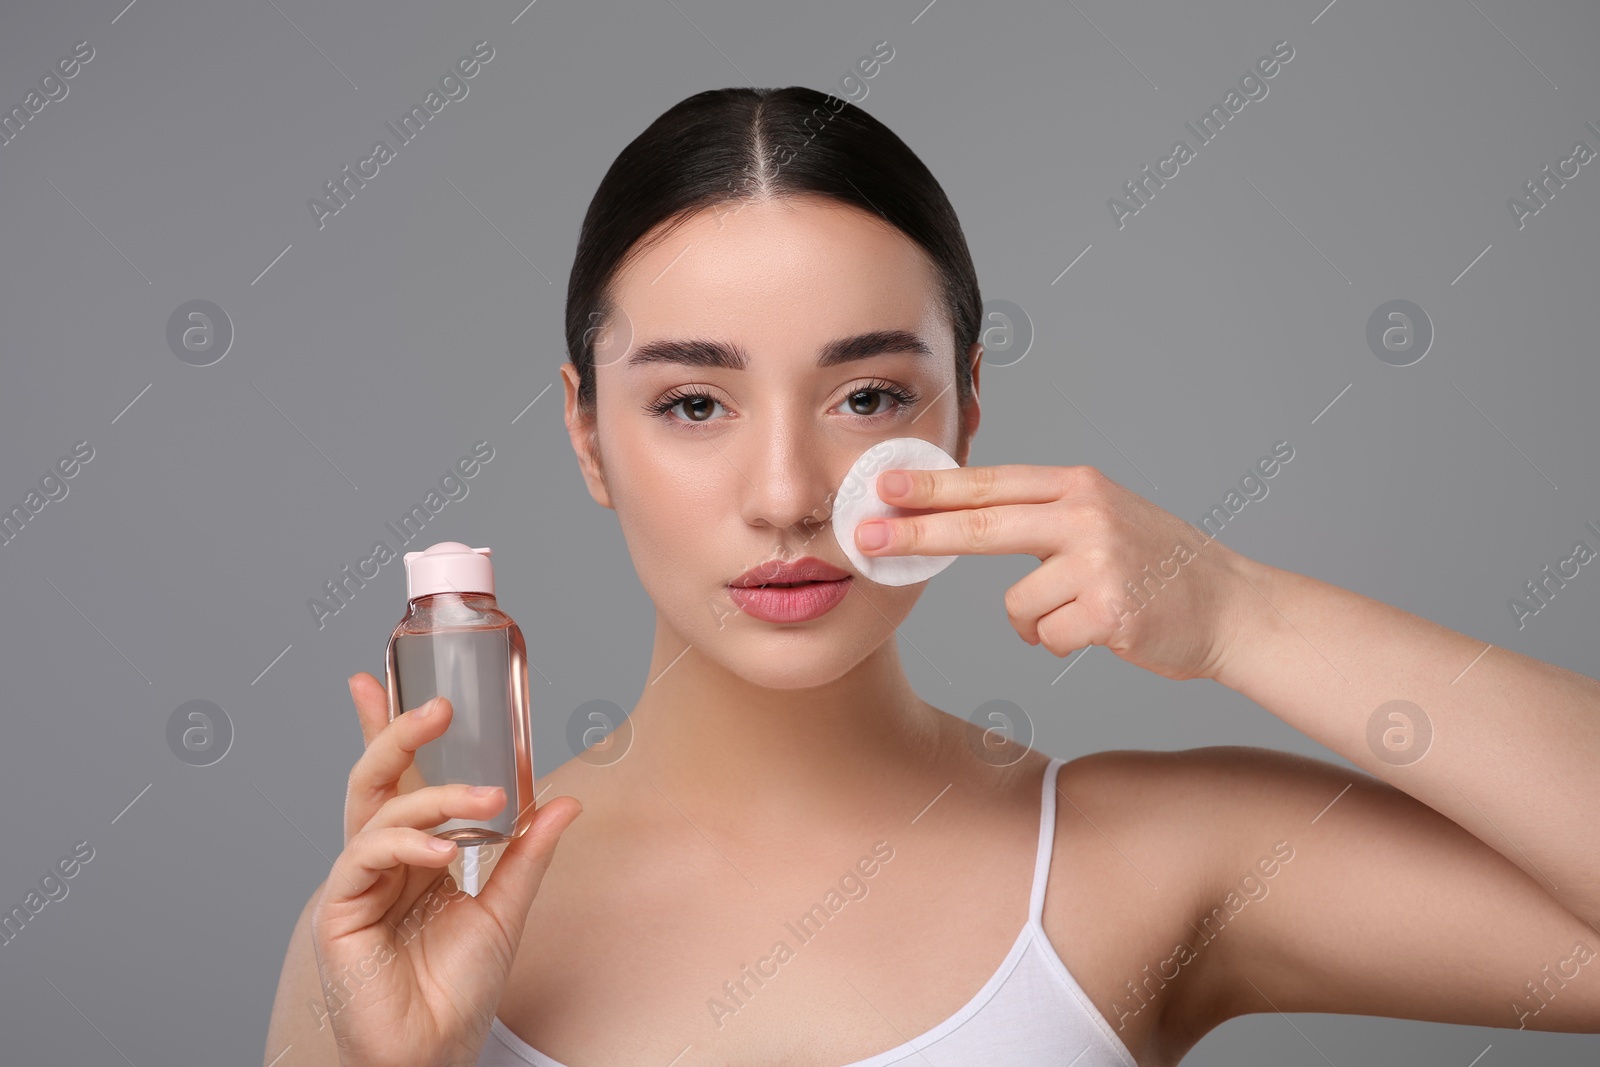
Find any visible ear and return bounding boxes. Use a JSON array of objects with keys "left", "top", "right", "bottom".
[
  {"left": 954, "top": 340, "right": 982, "bottom": 468},
  {"left": 562, "top": 362, "right": 614, "bottom": 510}
]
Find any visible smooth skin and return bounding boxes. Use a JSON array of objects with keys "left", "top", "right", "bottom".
[{"left": 268, "top": 194, "right": 1600, "bottom": 1066}]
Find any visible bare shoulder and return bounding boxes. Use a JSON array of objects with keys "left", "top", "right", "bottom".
[
  {"left": 1037, "top": 746, "right": 1361, "bottom": 1064},
  {"left": 1046, "top": 744, "right": 1600, "bottom": 1043},
  {"left": 1045, "top": 744, "right": 1367, "bottom": 900},
  {"left": 1049, "top": 744, "right": 1358, "bottom": 861}
]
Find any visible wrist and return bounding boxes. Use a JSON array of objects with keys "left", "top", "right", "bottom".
[{"left": 1209, "top": 546, "right": 1286, "bottom": 691}]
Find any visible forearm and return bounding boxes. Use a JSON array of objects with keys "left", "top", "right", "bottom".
[{"left": 1213, "top": 553, "right": 1600, "bottom": 927}]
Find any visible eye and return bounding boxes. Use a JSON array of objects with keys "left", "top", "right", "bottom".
[
  {"left": 643, "top": 379, "right": 921, "bottom": 431},
  {"left": 836, "top": 380, "right": 920, "bottom": 418},
  {"left": 644, "top": 389, "right": 727, "bottom": 426}
]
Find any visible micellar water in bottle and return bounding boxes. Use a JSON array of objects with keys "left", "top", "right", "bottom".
[{"left": 385, "top": 541, "right": 535, "bottom": 845}]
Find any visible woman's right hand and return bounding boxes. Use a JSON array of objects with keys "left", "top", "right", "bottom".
[{"left": 308, "top": 673, "right": 582, "bottom": 1067}]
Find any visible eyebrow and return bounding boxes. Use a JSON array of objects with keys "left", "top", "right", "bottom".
[{"left": 623, "top": 328, "right": 934, "bottom": 370}]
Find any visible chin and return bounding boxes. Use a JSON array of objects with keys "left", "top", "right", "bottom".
[
  {"left": 723, "top": 648, "right": 867, "bottom": 691},
  {"left": 705, "top": 617, "right": 888, "bottom": 691}
]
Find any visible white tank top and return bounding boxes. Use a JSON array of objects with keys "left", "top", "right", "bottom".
[{"left": 477, "top": 755, "right": 1138, "bottom": 1066}]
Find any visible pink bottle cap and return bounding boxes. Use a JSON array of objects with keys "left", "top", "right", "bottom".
[{"left": 403, "top": 541, "right": 494, "bottom": 599}]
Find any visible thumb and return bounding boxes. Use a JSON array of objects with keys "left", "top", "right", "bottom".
[{"left": 474, "top": 795, "right": 583, "bottom": 938}]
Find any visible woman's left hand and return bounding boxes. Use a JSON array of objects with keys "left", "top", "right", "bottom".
[{"left": 854, "top": 463, "right": 1265, "bottom": 683}]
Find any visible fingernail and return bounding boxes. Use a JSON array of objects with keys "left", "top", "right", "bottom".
[
  {"left": 881, "top": 471, "right": 911, "bottom": 497},
  {"left": 429, "top": 838, "right": 457, "bottom": 852},
  {"left": 858, "top": 522, "right": 890, "bottom": 551},
  {"left": 416, "top": 697, "right": 438, "bottom": 718},
  {"left": 469, "top": 785, "right": 500, "bottom": 796}
]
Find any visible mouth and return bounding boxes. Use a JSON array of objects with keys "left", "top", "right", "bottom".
[
  {"left": 725, "top": 575, "right": 853, "bottom": 624},
  {"left": 729, "top": 555, "right": 853, "bottom": 588},
  {"left": 726, "top": 555, "right": 855, "bottom": 623}
]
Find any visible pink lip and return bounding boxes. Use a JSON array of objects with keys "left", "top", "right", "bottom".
[
  {"left": 730, "top": 556, "right": 852, "bottom": 587},
  {"left": 726, "top": 577, "right": 853, "bottom": 623}
]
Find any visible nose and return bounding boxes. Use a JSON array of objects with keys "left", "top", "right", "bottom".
[{"left": 734, "top": 413, "right": 837, "bottom": 538}]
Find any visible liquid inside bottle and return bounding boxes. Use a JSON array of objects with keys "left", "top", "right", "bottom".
[{"left": 384, "top": 544, "right": 534, "bottom": 846}]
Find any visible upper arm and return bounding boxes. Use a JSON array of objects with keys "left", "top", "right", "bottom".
[
  {"left": 264, "top": 877, "right": 342, "bottom": 1066},
  {"left": 1153, "top": 746, "right": 1600, "bottom": 1036}
]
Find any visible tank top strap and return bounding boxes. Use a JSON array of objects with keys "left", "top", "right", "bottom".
[{"left": 1027, "top": 755, "right": 1066, "bottom": 924}]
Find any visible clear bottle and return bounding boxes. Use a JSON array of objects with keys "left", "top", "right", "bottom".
[{"left": 385, "top": 541, "right": 535, "bottom": 846}]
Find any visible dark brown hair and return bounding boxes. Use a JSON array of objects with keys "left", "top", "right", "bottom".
[{"left": 564, "top": 86, "right": 982, "bottom": 421}]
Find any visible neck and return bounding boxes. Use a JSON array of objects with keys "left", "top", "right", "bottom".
[{"left": 616, "top": 609, "right": 947, "bottom": 832}]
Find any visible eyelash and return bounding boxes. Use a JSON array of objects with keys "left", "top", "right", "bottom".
[{"left": 644, "top": 378, "right": 921, "bottom": 430}]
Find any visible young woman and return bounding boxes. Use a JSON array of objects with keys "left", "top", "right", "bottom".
[{"left": 266, "top": 86, "right": 1600, "bottom": 1067}]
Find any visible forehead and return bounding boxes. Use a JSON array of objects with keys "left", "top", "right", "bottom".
[{"left": 606, "top": 195, "right": 947, "bottom": 359}]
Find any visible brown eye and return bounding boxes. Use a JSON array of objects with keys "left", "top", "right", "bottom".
[
  {"left": 845, "top": 390, "right": 887, "bottom": 416},
  {"left": 836, "top": 379, "right": 919, "bottom": 420},
  {"left": 680, "top": 396, "right": 716, "bottom": 421},
  {"left": 646, "top": 390, "right": 727, "bottom": 427}
]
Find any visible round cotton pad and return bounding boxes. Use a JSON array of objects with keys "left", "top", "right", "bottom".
[{"left": 833, "top": 437, "right": 960, "bottom": 586}]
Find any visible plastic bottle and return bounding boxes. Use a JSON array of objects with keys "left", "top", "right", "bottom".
[{"left": 385, "top": 541, "right": 535, "bottom": 846}]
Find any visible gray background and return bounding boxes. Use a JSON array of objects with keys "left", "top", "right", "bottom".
[{"left": 1, "top": 0, "right": 1596, "bottom": 1063}]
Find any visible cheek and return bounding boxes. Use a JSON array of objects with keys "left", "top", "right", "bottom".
[
  {"left": 606, "top": 431, "right": 725, "bottom": 569},
  {"left": 613, "top": 430, "right": 725, "bottom": 508}
]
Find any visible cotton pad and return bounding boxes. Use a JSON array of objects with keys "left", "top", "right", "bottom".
[{"left": 833, "top": 437, "right": 960, "bottom": 586}]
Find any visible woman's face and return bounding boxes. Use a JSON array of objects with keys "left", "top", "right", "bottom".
[{"left": 562, "top": 193, "right": 980, "bottom": 690}]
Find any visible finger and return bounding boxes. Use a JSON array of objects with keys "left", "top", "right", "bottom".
[
  {"left": 875, "top": 464, "right": 1068, "bottom": 510},
  {"left": 364, "top": 782, "right": 509, "bottom": 834},
  {"left": 349, "top": 672, "right": 392, "bottom": 747},
  {"left": 1001, "top": 555, "right": 1082, "bottom": 645},
  {"left": 857, "top": 501, "right": 1058, "bottom": 560},
  {"left": 319, "top": 826, "right": 460, "bottom": 937},
  {"left": 345, "top": 696, "right": 454, "bottom": 841},
  {"left": 1035, "top": 599, "right": 1101, "bottom": 660},
  {"left": 474, "top": 795, "right": 583, "bottom": 944}
]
